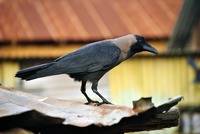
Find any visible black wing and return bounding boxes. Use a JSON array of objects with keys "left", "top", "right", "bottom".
[{"left": 53, "top": 40, "right": 121, "bottom": 74}]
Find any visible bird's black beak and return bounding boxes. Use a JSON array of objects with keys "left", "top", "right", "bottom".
[{"left": 142, "top": 43, "right": 158, "bottom": 55}]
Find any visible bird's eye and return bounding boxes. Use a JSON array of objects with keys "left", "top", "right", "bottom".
[
  {"left": 136, "top": 35, "right": 145, "bottom": 44},
  {"left": 138, "top": 39, "right": 143, "bottom": 43}
]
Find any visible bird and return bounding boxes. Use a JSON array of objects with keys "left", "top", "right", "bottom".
[{"left": 15, "top": 34, "right": 158, "bottom": 105}]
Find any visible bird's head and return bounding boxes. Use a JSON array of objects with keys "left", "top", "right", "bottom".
[{"left": 128, "top": 35, "right": 158, "bottom": 57}]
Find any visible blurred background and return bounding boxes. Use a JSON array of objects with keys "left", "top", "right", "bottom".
[{"left": 0, "top": 0, "right": 199, "bottom": 133}]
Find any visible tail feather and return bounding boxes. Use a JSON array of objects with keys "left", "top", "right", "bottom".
[{"left": 15, "top": 62, "right": 55, "bottom": 80}]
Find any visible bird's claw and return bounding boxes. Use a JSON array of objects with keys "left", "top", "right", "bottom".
[
  {"left": 85, "top": 100, "right": 100, "bottom": 105},
  {"left": 97, "top": 101, "right": 112, "bottom": 106},
  {"left": 85, "top": 100, "right": 112, "bottom": 106}
]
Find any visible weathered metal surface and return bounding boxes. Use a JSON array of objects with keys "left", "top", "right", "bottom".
[
  {"left": 0, "top": 0, "right": 182, "bottom": 42},
  {"left": 0, "top": 88, "right": 182, "bottom": 133},
  {"left": 0, "top": 89, "right": 134, "bottom": 127}
]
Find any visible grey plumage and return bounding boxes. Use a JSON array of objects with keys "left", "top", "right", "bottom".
[{"left": 16, "top": 34, "right": 158, "bottom": 105}]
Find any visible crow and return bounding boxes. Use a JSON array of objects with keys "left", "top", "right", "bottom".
[{"left": 16, "top": 34, "right": 158, "bottom": 105}]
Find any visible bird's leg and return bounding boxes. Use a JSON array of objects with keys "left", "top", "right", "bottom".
[
  {"left": 91, "top": 82, "right": 112, "bottom": 105},
  {"left": 81, "top": 81, "right": 99, "bottom": 104}
]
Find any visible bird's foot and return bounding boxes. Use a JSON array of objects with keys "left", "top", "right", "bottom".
[
  {"left": 85, "top": 100, "right": 100, "bottom": 105},
  {"left": 97, "top": 101, "right": 113, "bottom": 106}
]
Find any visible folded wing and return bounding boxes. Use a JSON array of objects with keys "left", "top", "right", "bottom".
[{"left": 54, "top": 40, "right": 121, "bottom": 74}]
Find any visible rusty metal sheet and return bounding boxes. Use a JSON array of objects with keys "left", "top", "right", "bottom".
[
  {"left": 0, "top": 89, "right": 136, "bottom": 127},
  {"left": 0, "top": 88, "right": 182, "bottom": 133},
  {"left": 0, "top": 0, "right": 182, "bottom": 42}
]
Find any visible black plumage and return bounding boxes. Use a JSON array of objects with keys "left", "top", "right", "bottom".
[{"left": 16, "top": 34, "right": 158, "bottom": 105}]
